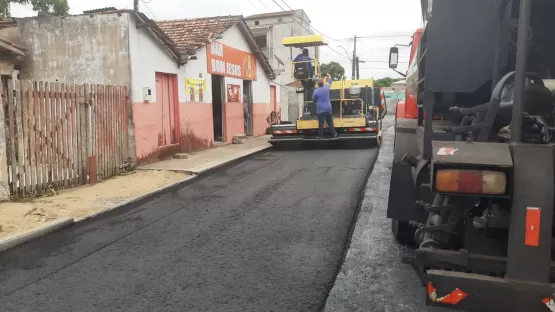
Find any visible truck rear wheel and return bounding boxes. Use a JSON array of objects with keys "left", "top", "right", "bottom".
[{"left": 392, "top": 219, "right": 415, "bottom": 245}]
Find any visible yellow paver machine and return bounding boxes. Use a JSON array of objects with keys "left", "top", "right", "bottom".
[{"left": 268, "top": 34, "right": 383, "bottom": 147}]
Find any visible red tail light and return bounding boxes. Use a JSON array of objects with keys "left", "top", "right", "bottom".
[{"left": 435, "top": 169, "right": 507, "bottom": 195}]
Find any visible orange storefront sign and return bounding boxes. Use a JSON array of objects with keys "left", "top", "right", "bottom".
[{"left": 207, "top": 41, "right": 257, "bottom": 80}]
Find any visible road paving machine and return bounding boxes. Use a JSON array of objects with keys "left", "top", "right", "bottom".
[{"left": 268, "top": 34, "right": 383, "bottom": 147}]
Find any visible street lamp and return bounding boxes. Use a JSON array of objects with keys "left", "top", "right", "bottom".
[{"left": 355, "top": 57, "right": 366, "bottom": 80}]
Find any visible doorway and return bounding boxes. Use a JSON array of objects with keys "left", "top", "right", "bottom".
[
  {"left": 243, "top": 80, "right": 253, "bottom": 136},
  {"left": 155, "top": 72, "right": 178, "bottom": 146},
  {"left": 211, "top": 75, "right": 224, "bottom": 142},
  {"left": 270, "top": 85, "right": 277, "bottom": 112}
]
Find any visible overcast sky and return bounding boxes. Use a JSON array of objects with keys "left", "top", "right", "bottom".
[{"left": 10, "top": 0, "right": 422, "bottom": 79}]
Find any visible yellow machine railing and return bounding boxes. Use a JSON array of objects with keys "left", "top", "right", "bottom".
[
  {"left": 297, "top": 77, "right": 373, "bottom": 122},
  {"left": 339, "top": 99, "right": 365, "bottom": 119}
]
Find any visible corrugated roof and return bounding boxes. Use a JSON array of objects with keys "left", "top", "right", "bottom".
[{"left": 157, "top": 16, "right": 275, "bottom": 79}]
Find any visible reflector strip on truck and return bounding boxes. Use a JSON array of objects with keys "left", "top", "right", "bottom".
[
  {"left": 427, "top": 282, "right": 468, "bottom": 305},
  {"left": 542, "top": 296, "right": 555, "bottom": 311},
  {"left": 273, "top": 130, "right": 297, "bottom": 135},
  {"left": 525, "top": 207, "right": 541, "bottom": 247},
  {"left": 380, "top": 87, "right": 385, "bottom": 109},
  {"left": 348, "top": 127, "right": 376, "bottom": 132}
]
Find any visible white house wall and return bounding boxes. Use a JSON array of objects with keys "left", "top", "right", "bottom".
[
  {"left": 128, "top": 15, "right": 180, "bottom": 102},
  {"left": 128, "top": 14, "right": 184, "bottom": 163}
]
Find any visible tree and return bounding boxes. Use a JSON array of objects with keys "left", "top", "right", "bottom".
[
  {"left": 320, "top": 62, "right": 345, "bottom": 80},
  {"left": 0, "top": 0, "right": 69, "bottom": 17},
  {"left": 374, "top": 77, "right": 403, "bottom": 88}
]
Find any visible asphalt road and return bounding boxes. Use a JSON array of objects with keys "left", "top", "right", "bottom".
[
  {"left": 324, "top": 118, "right": 450, "bottom": 312},
  {"left": 0, "top": 145, "right": 378, "bottom": 312}
]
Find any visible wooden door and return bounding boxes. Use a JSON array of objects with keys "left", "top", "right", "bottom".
[
  {"left": 156, "top": 73, "right": 178, "bottom": 146},
  {"left": 270, "top": 85, "right": 277, "bottom": 112}
]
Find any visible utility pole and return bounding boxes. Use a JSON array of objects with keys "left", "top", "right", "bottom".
[
  {"left": 134, "top": 0, "right": 139, "bottom": 12},
  {"left": 356, "top": 56, "right": 360, "bottom": 80},
  {"left": 352, "top": 35, "right": 357, "bottom": 80}
]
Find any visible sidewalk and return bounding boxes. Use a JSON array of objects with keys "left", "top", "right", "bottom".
[
  {"left": 0, "top": 136, "right": 271, "bottom": 242},
  {"left": 139, "top": 136, "right": 271, "bottom": 174}
]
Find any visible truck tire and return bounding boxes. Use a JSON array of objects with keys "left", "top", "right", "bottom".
[{"left": 392, "top": 219, "right": 415, "bottom": 245}]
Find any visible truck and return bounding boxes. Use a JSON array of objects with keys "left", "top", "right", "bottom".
[{"left": 386, "top": 0, "right": 555, "bottom": 311}]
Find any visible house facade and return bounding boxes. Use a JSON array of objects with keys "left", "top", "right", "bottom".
[
  {"left": 244, "top": 10, "right": 316, "bottom": 122},
  {"left": 1, "top": 10, "right": 277, "bottom": 165},
  {"left": 157, "top": 16, "right": 278, "bottom": 155}
]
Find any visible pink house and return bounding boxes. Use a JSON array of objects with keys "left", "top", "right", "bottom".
[{"left": 131, "top": 16, "right": 278, "bottom": 164}]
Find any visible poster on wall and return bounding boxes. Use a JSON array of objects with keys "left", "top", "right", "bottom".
[
  {"left": 227, "top": 84, "right": 241, "bottom": 103},
  {"left": 206, "top": 41, "right": 257, "bottom": 81},
  {"left": 185, "top": 78, "right": 207, "bottom": 102}
]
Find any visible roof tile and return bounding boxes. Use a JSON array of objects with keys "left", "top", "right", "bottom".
[
  {"left": 157, "top": 16, "right": 242, "bottom": 55},
  {"left": 156, "top": 15, "right": 275, "bottom": 79},
  {"left": 0, "top": 36, "right": 26, "bottom": 55}
]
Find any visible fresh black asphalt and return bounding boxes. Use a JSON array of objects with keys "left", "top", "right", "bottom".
[
  {"left": 0, "top": 146, "right": 378, "bottom": 312},
  {"left": 324, "top": 118, "right": 451, "bottom": 312}
]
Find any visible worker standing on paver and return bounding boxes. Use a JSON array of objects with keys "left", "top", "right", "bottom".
[{"left": 312, "top": 73, "right": 338, "bottom": 139}]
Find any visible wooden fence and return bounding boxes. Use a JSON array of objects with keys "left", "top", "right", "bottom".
[{"left": 3, "top": 80, "right": 130, "bottom": 196}]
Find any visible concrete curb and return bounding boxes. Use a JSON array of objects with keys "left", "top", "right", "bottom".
[
  {"left": 0, "top": 144, "right": 271, "bottom": 254},
  {"left": 77, "top": 145, "right": 271, "bottom": 223},
  {"left": 186, "top": 144, "right": 272, "bottom": 175},
  {"left": 75, "top": 175, "right": 198, "bottom": 222},
  {"left": 0, "top": 217, "right": 74, "bottom": 253}
]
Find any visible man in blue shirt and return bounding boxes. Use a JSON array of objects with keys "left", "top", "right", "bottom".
[{"left": 312, "top": 73, "right": 338, "bottom": 139}]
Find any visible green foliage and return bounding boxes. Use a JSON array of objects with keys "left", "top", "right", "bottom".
[
  {"left": 374, "top": 77, "right": 403, "bottom": 88},
  {"left": 319, "top": 62, "right": 345, "bottom": 80},
  {"left": 0, "top": 0, "right": 69, "bottom": 17}
]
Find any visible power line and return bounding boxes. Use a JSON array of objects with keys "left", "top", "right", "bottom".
[
  {"left": 269, "top": 0, "right": 287, "bottom": 11},
  {"left": 266, "top": 0, "right": 350, "bottom": 61},
  {"left": 255, "top": 0, "right": 273, "bottom": 12},
  {"left": 278, "top": 0, "right": 412, "bottom": 43},
  {"left": 356, "top": 34, "right": 413, "bottom": 39},
  {"left": 361, "top": 60, "right": 409, "bottom": 64},
  {"left": 247, "top": 0, "right": 264, "bottom": 13},
  {"left": 278, "top": 0, "right": 341, "bottom": 42},
  {"left": 274, "top": 1, "right": 410, "bottom": 64},
  {"left": 140, "top": 0, "right": 156, "bottom": 18}
]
